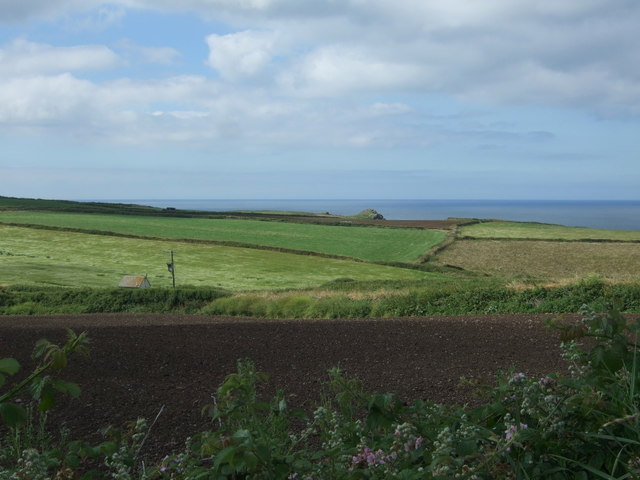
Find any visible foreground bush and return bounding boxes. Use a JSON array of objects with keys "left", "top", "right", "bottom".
[{"left": 2, "top": 306, "right": 640, "bottom": 478}]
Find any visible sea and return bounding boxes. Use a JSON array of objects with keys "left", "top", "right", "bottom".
[{"left": 111, "top": 199, "right": 640, "bottom": 231}]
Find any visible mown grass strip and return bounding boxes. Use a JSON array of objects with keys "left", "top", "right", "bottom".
[
  {"left": 0, "top": 211, "right": 445, "bottom": 262},
  {"left": 461, "top": 221, "right": 640, "bottom": 242}
]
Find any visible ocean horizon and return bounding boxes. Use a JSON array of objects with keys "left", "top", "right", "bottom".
[{"left": 102, "top": 199, "right": 640, "bottom": 232}]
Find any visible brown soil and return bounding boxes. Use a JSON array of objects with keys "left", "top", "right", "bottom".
[{"left": 1, "top": 313, "right": 575, "bottom": 460}]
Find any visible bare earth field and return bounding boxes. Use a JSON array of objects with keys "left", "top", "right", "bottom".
[{"left": 0, "top": 313, "right": 578, "bottom": 461}]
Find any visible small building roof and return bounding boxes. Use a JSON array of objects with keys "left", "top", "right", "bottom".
[{"left": 118, "top": 275, "right": 151, "bottom": 288}]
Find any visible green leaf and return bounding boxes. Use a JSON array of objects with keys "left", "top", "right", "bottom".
[
  {"left": 213, "top": 446, "right": 238, "bottom": 470},
  {"left": 588, "top": 450, "right": 605, "bottom": 469},
  {"left": 65, "top": 454, "right": 80, "bottom": 469},
  {"left": 0, "top": 357, "right": 20, "bottom": 375},
  {"left": 242, "top": 451, "right": 258, "bottom": 470},
  {"left": 232, "top": 429, "right": 251, "bottom": 442},
  {"left": 254, "top": 444, "right": 271, "bottom": 463},
  {"left": 457, "top": 439, "right": 478, "bottom": 457},
  {"left": 52, "top": 379, "right": 81, "bottom": 398},
  {"left": 33, "top": 338, "right": 52, "bottom": 360},
  {"left": 590, "top": 343, "right": 625, "bottom": 373},
  {"left": 80, "top": 470, "right": 105, "bottom": 480},
  {"left": 0, "top": 401, "right": 27, "bottom": 426},
  {"left": 38, "top": 387, "right": 56, "bottom": 411},
  {"left": 50, "top": 350, "right": 68, "bottom": 370},
  {"left": 97, "top": 441, "right": 117, "bottom": 456}
]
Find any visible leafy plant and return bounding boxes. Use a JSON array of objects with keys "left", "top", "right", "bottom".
[{"left": 0, "top": 329, "right": 89, "bottom": 427}]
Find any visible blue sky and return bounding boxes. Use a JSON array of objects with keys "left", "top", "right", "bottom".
[{"left": 0, "top": 1, "right": 638, "bottom": 200}]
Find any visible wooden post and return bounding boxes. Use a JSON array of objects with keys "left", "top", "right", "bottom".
[{"left": 166, "top": 250, "right": 176, "bottom": 288}]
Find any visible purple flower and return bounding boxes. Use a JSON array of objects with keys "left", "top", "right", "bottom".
[
  {"left": 505, "top": 423, "right": 528, "bottom": 442},
  {"left": 350, "top": 447, "right": 389, "bottom": 470}
]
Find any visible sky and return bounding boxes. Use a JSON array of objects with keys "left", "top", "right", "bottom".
[{"left": 0, "top": 1, "right": 638, "bottom": 200}]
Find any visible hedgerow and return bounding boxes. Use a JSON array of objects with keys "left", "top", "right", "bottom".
[
  {"left": 0, "top": 286, "right": 230, "bottom": 315},
  {"left": 203, "top": 280, "right": 640, "bottom": 318}
]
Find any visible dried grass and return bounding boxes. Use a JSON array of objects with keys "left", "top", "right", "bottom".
[{"left": 433, "top": 239, "right": 640, "bottom": 284}]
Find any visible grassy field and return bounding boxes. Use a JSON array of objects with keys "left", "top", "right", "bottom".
[
  {"left": 0, "top": 211, "right": 445, "bottom": 262},
  {"left": 2, "top": 199, "right": 640, "bottom": 303},
  {"left": 461, "top": 221, "right": 640, "bottom": 241},
  {"left": 432, "top": 238, "right": 640, "bottom": 284},
  {"left": 0, "top": 224, "right": 439, "bottom": 290}
]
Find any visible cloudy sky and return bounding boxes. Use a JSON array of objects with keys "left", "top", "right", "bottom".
[{"left": 0, "top": 1, "right": 638, "bottom": 200}]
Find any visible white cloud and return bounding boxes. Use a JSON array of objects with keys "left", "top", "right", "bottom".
[
  {"left": 205, "top": 30, "right": 279, "bottom": 79},
  {"left": 0, "top": 1, "right": 89, "bottom": 22},
  {"left": 370, "top": 103, "right": 411, "bottom": 114},
  {"left": 1, "top": 0, "right": 639, "bottom": 153},
  {"left": 4, "top": 1, "right": 639, "bottom": 112},
  {"left": 277, "top": 45, "right": 426, "bottom": 96},
  {"left": 118, "top": 40, "right": 181, "bottom": 65},
  {"left": 0, "top": 74, "right": 96, "bottom": 123},
  {"left": 72, "top": 5, "right": 127, "bottom": 31},
  {"left": 0, "top": 39, "right": 119, "bottom": 76}
]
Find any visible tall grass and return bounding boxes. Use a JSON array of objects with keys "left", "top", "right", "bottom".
[{"left": 202, "top": 280, "right": 640, "bottom": 318}]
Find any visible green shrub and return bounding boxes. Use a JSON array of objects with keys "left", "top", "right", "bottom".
[{"left": 0, "top": 286, "right": 231, "bottom": 315}]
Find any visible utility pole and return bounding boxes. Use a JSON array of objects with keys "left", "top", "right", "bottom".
[{"left": 166, "top": 250, "right": 176, "bottom": 288}]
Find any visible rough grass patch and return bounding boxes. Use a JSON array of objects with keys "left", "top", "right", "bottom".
[
  {"left": 461, "top": 220, "right": 640, "bottom": 241},
  {"left": 432, "top": 239, "right": 640, "bottom": 284}
]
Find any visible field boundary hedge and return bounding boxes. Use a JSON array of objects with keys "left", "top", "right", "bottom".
[{"left": 2, "top": 280, "right": 639, "bottom": 317}]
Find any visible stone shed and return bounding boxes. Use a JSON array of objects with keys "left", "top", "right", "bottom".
[{"left": 118, "top": 275, "right": 151, "bottom": 288}]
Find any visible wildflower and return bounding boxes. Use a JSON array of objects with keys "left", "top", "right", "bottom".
[
  {"left": 350, "top": 447, "right": 390, "bottom": 470},
  {"left": 538, "top": 376, "right": 555, "bottom": 388},
  {"left": 405, "top": 435, "right": 424, "bottom": 451},
  {"left": 504, "top": 423, "right": 528, "bottom": 442},
  {"left": 509, "top": 372, "right": 527, "bottom": 384}
]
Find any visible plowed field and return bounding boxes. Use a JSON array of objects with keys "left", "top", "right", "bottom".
[{"left": 1, "top": 314, "right": 576, "bottom": 460}]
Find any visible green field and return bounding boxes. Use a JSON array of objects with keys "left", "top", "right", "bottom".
[
  {"left": 0, "top": 224, "right": 437, "bottom": 290},
  {"left": 461, "top": 220, "right": 640, "bottom": 241},
  {"left": 0, "top": 211, "right": 445, "bottom": 262},
  {"left": 432, "top": 238, "right": 640, "bottom": 284},
  {"left": 2, "top": 198, "right": 640, "bottom": 306}
]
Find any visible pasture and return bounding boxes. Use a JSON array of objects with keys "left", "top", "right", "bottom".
[
  {"left": 0, "top": 224, "right": 436, "bottom": 290},
  {"left": 0, "top": 211, "right": 445, "bottom": 262}
]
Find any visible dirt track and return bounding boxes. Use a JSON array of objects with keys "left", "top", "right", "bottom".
[{"left": 0, "top": 313, "right": 574, "bottom": 460}]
